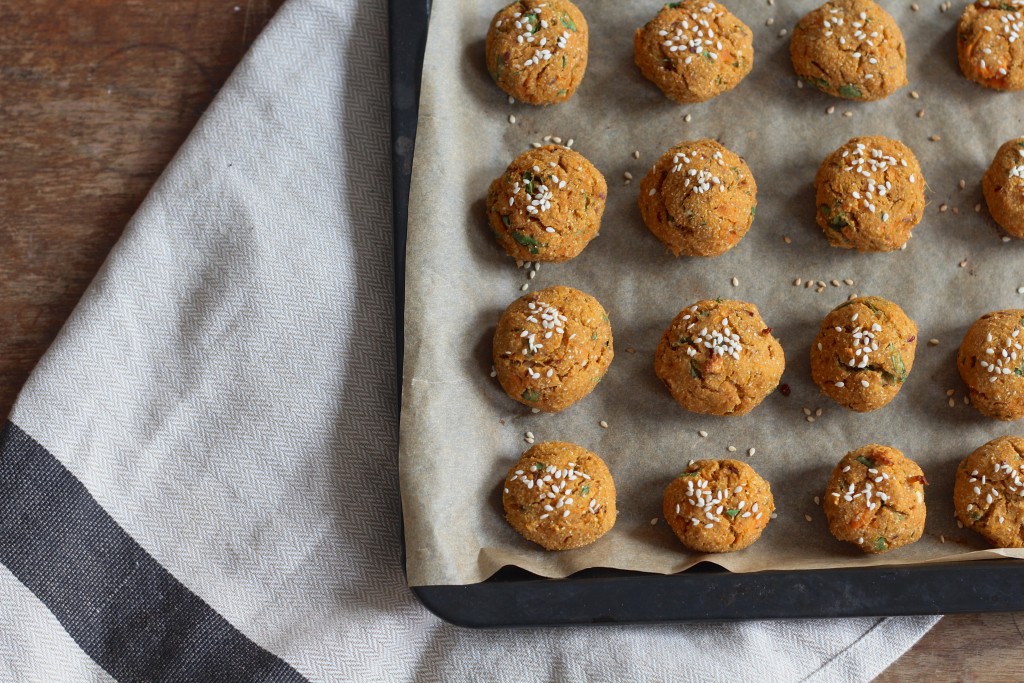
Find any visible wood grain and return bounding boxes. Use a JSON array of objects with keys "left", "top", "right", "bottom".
[
  {"left": 0, "top": 0, "right": 283, "bottom": 418},
  {"left": 1, "top": 1, "right": 1021, "bottom": 679}
]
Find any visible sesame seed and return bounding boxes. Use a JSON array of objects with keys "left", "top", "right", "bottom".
[
  {"left": 806, "top": 416, "right": 815, "bottom": 423},
  {"left": 939, "top": 203, "right": 948, "bottom": 213},
  {"left": 803, "top": 407, "right": 811, "bottom": 416},
  {"left": 650, "top": 517, "right": 658, "bottom": 525},
  {"left": 748, "top": 448, "right": 756, "bottom": 456},
  {"left": 778, "top": 28, "right": 788, "bottom": 37},
  {"left": 698, "top": 430, "right": 708, "bottom": 438},
  {"left": 804, "top": 514, "right": 813, "bottom": 522},
  {"left": 929, "top": 134, "right": 941, "bottom": 142},
  {"left": 766, "top": 17, "right": 775, "bottom": 26},
  {"left": 599, "top": 420, "right": 609, "bottom": 429},
  {"left": 528, "top": 270, "right": 536, "bottom": 279},
  {"left": 783, "top": 235, "right": 792, "bottom": 244},
  {"left": 531, "top": 142, "right": 542, "bottom": 148},
  {"left": 1004, "top": 236, "right": 1013, "bottom": 243},
  {"left": 623, "top": 171, "right": 633, "bottom": 181},
  {"left": 831, "top": 279, "right": 840, "bottom": 287},
  {"left": 684, "top": 113, "right": 692, "bottom": 123},
  {"left": 844, "top": 278, "right": 855, "bottom": 286},
  {"left": 727, "top": 446, "right": 737, "bottom": 452},
  {"left": 861, "top": 379, "right": 870, "bottom": 388},
  {"left": 632, "top": 150, "right": 640, "bottom": 159},
  {"left": 566, "top": 139, "right": 574, "bottom": 148},
  {"left": 648, "top": 188, "right": 656, "bottom": 196},
  {"left": 959, "top": 259, "right": 968, "bottom": 267},
  {"left": 959, "top": 179, "right": 967, "bottom": 190},
  {"left": 508, "top": 95, "right": 515, "bottom": 104},
  {"left": 910, "top": 89, "right": 920, "bottom": 98},
  {"left": 842, "top": 111, "right": 853, "bottom": 118},
  {"left": 815, "top": 408, "right": 823, "bottom": 417},
  {"left": 794, "top": 278, "right": 802, "bottom": 286},
  {"left": 551, "top": 136, "right": 562, "bottom": 144},
  {"left": 975, "top": 203, "right": 982, "bottom": 213},
  {"left": 928, "top": 339, "right": 939, "bottom": 346},
  {"left": 532, "top": 408, "right": 540, "bottom": 413},
  {"left": 949, "top": 398, "right": 956, "bottom": 408},
  {"left": 826, "top": 105, "right": 835, "bottom": 115},
  {"left": 796, "top": 79, "right": 804, "bottom": 88},
  {"left": 814, "top": 496, "right": 820, "bottom": 505},
  {"left": 731, "top": 277, "right": 739, "bottom": 287},
  {"left": 508, "top": 114, "right": 517, "bottom": 124},
  {"left": 520, "top": 283, "right": 529, "bottom": 291},
  {"left": 835, "top": 381, "right": 845, "bottom": 388}
]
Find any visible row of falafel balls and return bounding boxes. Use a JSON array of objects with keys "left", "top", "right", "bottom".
[
  {"left": 487, "top": 136, "right": 1024, "bottom": 264},
  {"left": 504, "top": 438, "right": 1023, "bottom": 556},
  {"left": 495, "top": 286, "right": 1024, "bottom": 553},
  {"left": 487, "top": 0, "right": 1023, "bottom": 107}
]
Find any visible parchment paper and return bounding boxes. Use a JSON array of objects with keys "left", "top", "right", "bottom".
[{"left": 400, "top": 0, "right": 1024, "bottom": 586}]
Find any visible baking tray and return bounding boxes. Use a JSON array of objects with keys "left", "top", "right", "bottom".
[{"left": 389, "top": 0, "right": 1024, "bottom": 626}]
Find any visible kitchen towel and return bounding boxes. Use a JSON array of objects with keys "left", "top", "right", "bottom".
[{"left": 0, "top": 0, "right": 938, "bottom": 680}]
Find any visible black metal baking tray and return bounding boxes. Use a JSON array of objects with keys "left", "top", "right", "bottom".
[{"left": 389, "top": 0, "right": 1024, "bottom": 626}]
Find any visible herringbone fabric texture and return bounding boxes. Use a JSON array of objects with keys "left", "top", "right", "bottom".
[{"left": 4, "top": 0, "right": 937, "bottom": 680}]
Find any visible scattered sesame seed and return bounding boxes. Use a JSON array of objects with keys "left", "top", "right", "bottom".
[
  {"left": 1003, "top": 236, "right": 1013, "bottom": 243},
  {"left": 508, "top": 114, "right": 517, "bottom": 124},
  {"left": 957, "top": 520, "right": 963, "bottom": 529},
  {"left": 531, "top": 408, "right": 540, "bottom": 413},
  {"left": 783, "top": 235, "right": 792, "bottom": 244},
  {"left": 940, "top": 534, "right": 945, "bottom": 544},
  {"left": 727, "top": 445, "right": 737, "bottom": 452},
  {"left": 796, "top": 79, "right": 804, "bottom": 88},
  {"left": 949, "top": 398, "right": 956, "bottom": 408},
  {"left": 566, "top": 139, "right": 574, "bottom": 148},
  {"left": 551, "top": 136, "right": 562, "bottom": 144},
  {"left": 599, "top": 420, "right": 609, "bottom": 429},
  {"left": 959, "top": 179, "right": 966, "bottom": 190},
  {"left": 684, "top": 113, "right": 692, "bottom": 123},
  {"left": 844, "top": 278, "right": 855, "bottom": 285},
  {"left": 632, "top": 150, "right": 640, "bottom": 159},
  {"left": 842, "top": 111, "right": 853, "bottom": 118},
  {"left": 946, "top": 389, "right": 955, "bottom": 397},
  {"left": 731, "top": 277, "right": 739, "bottom": 287},
  {"left": 806, "top": 416, "right": 816, "bottom": 423},
  {"left": 910, "top": 89, "right": 920, "bottom": 98},
  {"left": 929, "top": 134, "right": 941, "bottom": 141},
  {"left": 794, "top": 278, "right": 803, "bottom": 286},
  {"left": 748, "top": 448, "right": 756, "bottom": 457},
  {"left": 778, "top": 28, "right": 788, "bottom": 37},
  {"left": 830, "top": 279, "right": 840, "bottom": 287},
  {"left": 804, "top": 514, "right": 813, "bottom": 522},
  {"left": 826, "top": 105, "right": 835, "bottom": 115},
  {"left": 520, "top": 283, "right": 529, "bottom": 291},
  {"left": 650, "top": 517, "right": 658, "bottom": 525},
  {"left": 528, "top": 270, "right": 536, "bottom": 279},
  {"left": 815, "top": 408, "right": 823, "bottom": 417},
  {"left": 814, "top": 496, "right": 820, "bottom": 505},
  {"left": 848, "top": 293, "right": 857, "bottom": 301},
  {"left": 975, "top": 203, "right": 982, "bottom": 213},
  {"left": 964, "top": 395, "right": 970, "bottom": 405},
  {"left": 939, "top": 203, "right": 948, "bottom": 213},
  {"left": 803, "top": 407, "right": 812, "bottom": 416},
  {"left": 959, "top": 259, "right": 968, "bottom": 268},
  {"left": 531, "top": 142, "right": 542, "bottom": 148},
  {"left": 624, "top": 171, "right": 633, "bottom": 180},
  {"left": 917, "top": 109, "right": 925, "bottom": 118},
  {"left": 766, "top": 17, "right": 774, "bottom": 26},
  {"left": 928, "top": 339, "right": 939, "bottom": 346},
  {"left": 508, "top": 95, "right": 516, "bottom": 105},
  {"left": 699, "top": 430, "right": 709, "bottom": 438}
]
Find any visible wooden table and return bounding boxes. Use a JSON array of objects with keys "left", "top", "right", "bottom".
[{"left": 1, "top": 1, "right": 1019, "bottom": 678}]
